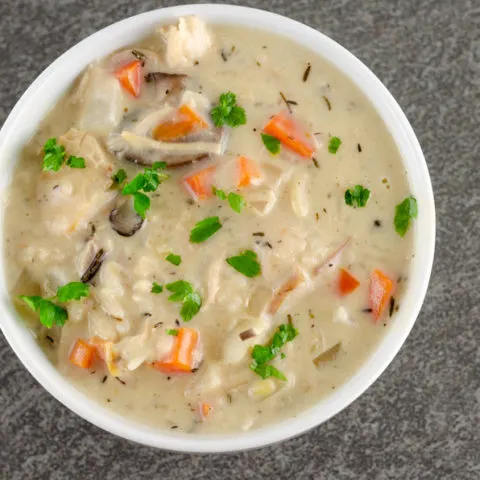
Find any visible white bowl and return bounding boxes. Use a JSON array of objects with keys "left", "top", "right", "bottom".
[{"left": 0, "top": 4, "right": 435, "bottom": 452}]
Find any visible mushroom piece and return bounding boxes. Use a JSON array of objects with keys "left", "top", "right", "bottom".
[
  {"left": 108, "top": 129, "right": 227, "bottom": 167},
  {"left": 109, "top": 198, "right": 144, "bottom": 237},
  {"left": 144, "top": 72, "right": 187, "bottom": 104}
]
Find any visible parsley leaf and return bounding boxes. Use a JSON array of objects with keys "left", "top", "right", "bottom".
[
  {"left": 328, "top": 136, "right": 342, "bottom": 154},
  {"left": 166, "top": 329, "right": 179, "bottom": 336},
  {"left": 151, "top": 282, "right": 163, "bottom": 294},
  {"left": 66, "top": 155, "right": 86, "bottom": 169},
  {"left": 42, "top": 138, "right": 65, "bottom": 172},
  {"left": 165, "top": 280, "right": 202, "bottom": 322},
  {"left": 180, "top": 292, "right": 202, "bottom": 321},
  {"left": 133, "top": 192, "right": 150, "bottom": 219},
  {"left": 250, "top": 363, "right": 287, "bottom": 381},
  {"left": 56, "top": 282, "right": 89, "bottom": 302},
  {"left": 19, "top": 280, "right": 90, "bottom": 329},
  {"left": 112, "top": 169, "right": 127, "bottom": 185},
  {"left": 261, "top": 133, "right": 281, "bottom": 155},
  {"left": 121, "top": 163, "right": 168, "bottom": 218},
  {"left": 210, "top": 92, "right": 247, "bottom": 128},
  {"left": 212, "top": 186, "right": 227, "bottom": 200},
  {"left": 190, "top": 216, "right": 222, "bottom": 243},
  {"left": 165, "top": 253, "right": 182, "bottom": 266},
  {"left": 212, "top": 187, "right": 245, "bottom": 213},
  {"left": 250, "top": 323, "right": 298, "bottom": 381},
  {"left": 394, "top": 195, "right": 418, "bottom": 236},
  {"left": 345, "top": 185, "right": 371, "bottom": 208},
  {"left": 226, "top": 250, "right": 261, "bottom": 277},
  {"left": 227, "top": 192, "right": 245, "bottom": 213}
]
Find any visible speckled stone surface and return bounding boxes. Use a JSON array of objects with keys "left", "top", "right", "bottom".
[{"left": 0, "top": 0, "right": 478, "bottom": 478}]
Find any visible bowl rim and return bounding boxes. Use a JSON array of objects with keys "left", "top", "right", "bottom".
[{"left": 0, "top": 3, "right": 435, "bottom": 453}]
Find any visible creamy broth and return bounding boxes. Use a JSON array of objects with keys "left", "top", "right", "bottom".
[{"left": 4, "top": 19, "right": 415, "bottom": 433}]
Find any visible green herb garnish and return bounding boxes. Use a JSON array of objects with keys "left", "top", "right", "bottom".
[
  {"left": 166, "top": 329, "right": 179, "bottom": 336},
  {"left": 20, "top": 281, "right": 90, "bottom": 328},
  {"left": 165, "top": 253, "right": 182, "bottom": 266},
  {"left": 190, "top": 216, "right": 222, "bottom": 243},
  {"left": 226, "top": 250, "right": 261, "bottom": 278},
  {"left": 151, "top": 282, "right": 164, "bottom": 294},
  {"left": 210, "top": 92, "right": 246, "bottom": 128},
  {"left": 345, "top": 185, "right": 371, "bottom": 208},
  {"left": 394, "top": 195, "right": 418, "bottom": 236},
  {"left": 261, "top": 133, "right": 281, "bottom": 155},
  {"left": 56, "top": 282, "right": 90, "bottom": 302},
  {"left": 122, "top": 162, "right": 168, "bottom": 218},
  {"left": 165, "top": 280, "right": 202, "bottom": 322},
  {"left": 42, "top": 138, "right": 86, "bottom": 172},
  {"left": 212, "top": 187, "right": 245, "bottom": 213},
  {"left": 112, "top": 168, "right": 127, "bottom": 186},
  {"left": 328, "top": 136, "right": 342, "bottom": 154},
  {"left": 250, "top": 323, "right": 298, "bottom": 381},
  {"left": 66, "top": 155, "right": 86, "bottom": 169}
]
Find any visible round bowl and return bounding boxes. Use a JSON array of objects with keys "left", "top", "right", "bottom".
[{"left": 0, "top": 4, "right": 435, "bottom": 452}]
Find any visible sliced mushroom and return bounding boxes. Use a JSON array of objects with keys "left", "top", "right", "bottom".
[
  {"left": 108, "top": 129, "right": 227, "bottom": 167},
  {"left": 109, "top": 198, "right": 144, "bottom": 237},
  {"left": 313, "top": 342, "right": 341, "bottom": 367},
  {"left": 144, "top": 72, "right": 187, "bottom": 103}
]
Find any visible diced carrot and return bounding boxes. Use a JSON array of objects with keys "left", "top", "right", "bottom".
[
  {"left": 369, "top": 269, "right": 396, "bottom": 321},
  {"left": 184, "top": 166, "right": 216, "bottom": 200},
  {"left": 338, "top": 268, "right": 360, "bottom": 296},
  {"left": 69, "top": 339, "right": 96, "bottom": 369},
  {"left": 199, "top": 402, "right": 212, "bottom": 420},
  {"left": 153, "top": 105, "right": 208, "bottom": 142},
  {"left": 263, "top": 111, "right": 314, "bottom": 158},
  {"left": 237, "top": 156, "right": 262, "bottom": 188},
  {"left": 153, "top": 328, "right": 199, "bottom": 374},
  {"left": 115, "top": 60, "right": 143, "bottom": 97},
  {"left": 88, "top": 336, "right": 120, "bottom": 376}
]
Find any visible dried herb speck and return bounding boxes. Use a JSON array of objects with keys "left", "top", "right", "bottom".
[
  {"left": 303, "top": 63, "right": 311, "bottom": 82},
  {"left": 46, "top": 335, "right": 54, "bottom": 344},
  {"left": 312, "top": 157, "right": 320, "bottom": 168},
  {"left": 389, "top": 297, "right": 396, "bottom": 317},
  {"left": 323, "top": 95, "right": 332, "bottom": 111},
  {"left": 115, "top": 377, "right": 126, "bottom": 386},
  {"left": 357, "top": 143, "right": 362, "bottom": 153},
  {"left": 252, "top": 232, "right": 265, "bottom": 237},
  {"left": 101, "top": 375, "right": 108, "bottom": 384}
]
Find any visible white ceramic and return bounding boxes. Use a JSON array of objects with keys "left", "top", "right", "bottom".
[{"left": 0, "top": 4, "right": 435, "bottom": 452}]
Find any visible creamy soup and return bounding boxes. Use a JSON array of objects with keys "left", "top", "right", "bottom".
[{"left": 4, "top": 17, "right": 417, "bottom": 433}]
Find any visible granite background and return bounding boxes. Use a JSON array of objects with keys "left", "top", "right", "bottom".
[{"left": 0, "top": 0, "right": 478, "bottom": 478}]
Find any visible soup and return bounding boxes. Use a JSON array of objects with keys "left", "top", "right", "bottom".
[{"left": 4, "top": 17, "right": 417, "bottom": 433}]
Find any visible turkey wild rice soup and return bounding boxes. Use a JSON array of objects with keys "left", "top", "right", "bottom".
[{"left": 5, "top": 17, "right": 418, "bottom": 433}]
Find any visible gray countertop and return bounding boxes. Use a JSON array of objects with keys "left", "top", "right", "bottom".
[{"left": 1, "top": 1, "right": 478, "bottom": 478}]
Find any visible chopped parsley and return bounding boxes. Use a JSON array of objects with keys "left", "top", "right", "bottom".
[
  {"left": 122, "top": 162, "right": 168, "bottom": 218},
  {"left": 261, "top": 133, "right": 281, "bottom": 155},
  {"left": 212, "top": 187, "right": 245, "bottom": 213},
  {"left": 226, "top": 250, "right": 261, "bottom": 278},
  {"left": 165, "top": 280, "right": 202, "bottom": 322},
  {"left": 328, "top": 136, "right": 342, "bottom": 154},
  {"left": 151, "top": 282, "right": 163, "bottom": 294},
  {"left": 42, "top": 138, "right": 86, "bottom": 172},
  {"left": 394, "top": 195, "right": 418, "bottom": 236},
  {"left": 165, "top": 253, "right": 182, "bottom": 266},
  {"left": 56, "top": 282, "right": 90, "bottom": 302},
  {"left": 190, "top": 216, "right": 222, "bottom": 243},
  {"left": 166, "top": 329, "right": 179, "bottom": 336},
  {"left": 66, "top": 155, "right": 86, "bottom": 169},
  {"left": 111, "top": 168, "right": 127, "bottom": 186},
  {"left": 345, "top": 185, "right": 371, "bottom": 208},
  {"left": 20, "top": 281, "right": 90, "bottom": 328},
  {"left": 250, "top": 323, "right": 298, "bottom": 381},
  {"left": 210, "top": 92, "right": 246, "bottom": 128}
]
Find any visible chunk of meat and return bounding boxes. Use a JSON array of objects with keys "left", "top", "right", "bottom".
[
  {"left": 268, "top": 268, "right": 307, "bottom": 314},
  {"left": 160, "top": 16, "right": 213, "bottom": 67},
  {"left": 36, "top": 130, "right": 116, "bottom": 236}
]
